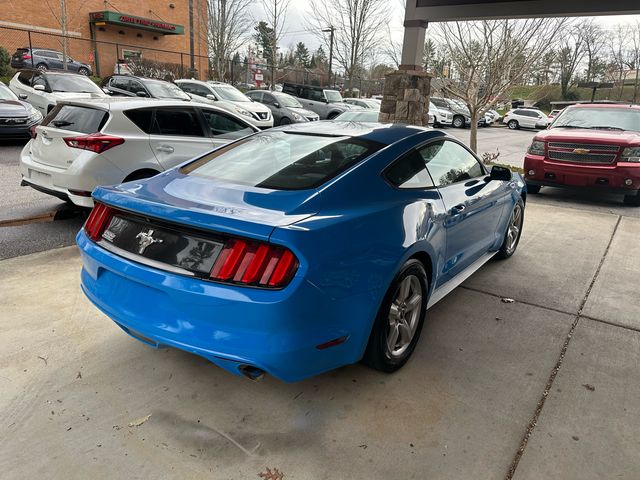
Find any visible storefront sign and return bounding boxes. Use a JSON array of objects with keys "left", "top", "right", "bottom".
[{"left": 89, "top": 11, "right": 184, "bottom": 35}]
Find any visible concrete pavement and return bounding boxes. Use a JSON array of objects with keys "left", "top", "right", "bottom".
[{"left": 0, "top": 197, "right": 638, "bottom": 479}]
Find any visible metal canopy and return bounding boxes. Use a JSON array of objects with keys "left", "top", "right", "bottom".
[{"left": 406, "top": 0, "right": 640, "bottom": 24}]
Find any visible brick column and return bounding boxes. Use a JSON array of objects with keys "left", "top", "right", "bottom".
[{"left": 378, "top": 69, "right": 432, "bottom": 126}]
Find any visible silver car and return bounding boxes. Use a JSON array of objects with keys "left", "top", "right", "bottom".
[
  {"left": 281, "top": 83, "right": 352, "bottom": 119},
  {"left": 245, "top": 90, "right": 319, "bottom": 125}
]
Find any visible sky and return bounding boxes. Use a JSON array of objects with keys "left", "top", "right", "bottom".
[{"left": 248, "top": 1, "right": 640, "bottom": 63}]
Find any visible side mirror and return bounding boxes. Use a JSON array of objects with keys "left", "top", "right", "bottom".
[
  {"left": 102, "top": 87, "right": 110, "bottom": 94},
  {"left": 136, "top": 91, "right": 149, "bottom": 97},
  {"left": 490, "top": 165, "right": 512, "bottom": 181},
  {"left": 273, "top": 102, "right": 280, "bottom": 108},
  {"left": 18, "top": 93, "right": 28, "bottom": 100},
  {"left": 33, "top": 85, "right": 45, "bottom": 91},
  {"left": 206, "top": 94, "right": 216, "bottom": 101}
]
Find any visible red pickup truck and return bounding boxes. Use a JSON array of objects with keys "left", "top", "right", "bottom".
[{"left": 524, "top": 103, "right": 640, "bottom": 206}]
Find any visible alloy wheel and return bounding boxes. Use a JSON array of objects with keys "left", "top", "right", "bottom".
[
  {"left": 386, "top": 275, "right": 423, "bottom": 358},
  {"left": 505, "top": 203, "right": 523, "bottom": 254}
]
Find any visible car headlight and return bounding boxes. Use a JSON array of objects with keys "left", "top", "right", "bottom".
[
  {"left": 291, "top": 112, "right": 303, "bottom": 121},
  {"left": 27, "top": 107, "right": 42, "bottom": 122},
  {"left": 235, "top": 107, "right": 252, "bottom": 118},
  {"left": 621, "top": 147, "right": 640, "bottom": 162},
  {"left": 528, "top": 140, "right": 545, "bottom": 156}
]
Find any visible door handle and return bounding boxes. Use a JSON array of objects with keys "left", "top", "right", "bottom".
[
  {"left": 451, "top": 204, "right": 466, "bottom": 214},
  {"left": 155, "top": 145, "right": 174, "bottom": 153}
]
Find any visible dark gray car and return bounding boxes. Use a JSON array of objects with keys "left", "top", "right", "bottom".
[
  {"left": 10, "top": 48, "right": 92, "bottom": 75},
  {"left": 245, "top": 90, "right": 319, "bottom": 125}
]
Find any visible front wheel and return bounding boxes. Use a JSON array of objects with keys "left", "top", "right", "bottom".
[
  {"left": 496, "top": 198, "right": 525, "bottom": 259},
  {"left": 363, "top": 259, "right": 428, "bottom": 373},
  {"left": 36, "top": 63, "right": 48, "bottom": 72},
  {"left": 279, "top": 117, "right": 291, "bottom": 125},
  {"left": 327, "top": 112, "right": 339, "bottom": 120},
  {"left": 623, "top": 191, "right": 640, "bottom": 206},
  {"left": 452, "top": 115, "right": 465, "bottom": 128},
  {"left": 507, "top": 120, "right": 519, "bottom": 130},
  {"left": 78, "top": 67, "right": 90, "bottom": 76},
  {"left": 526, "top": 183, "right": 541, "bottom": 194}
]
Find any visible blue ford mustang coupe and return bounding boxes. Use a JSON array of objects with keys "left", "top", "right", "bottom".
[{"left": 77, "top": 122, "right": 525, "bottom": 382}]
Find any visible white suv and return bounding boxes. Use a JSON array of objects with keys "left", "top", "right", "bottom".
[
  {"left": 175, "top": 79, "right": 273, "bottom": 129},
  {"left": 429, "top": 101, "right": 453, "bottom": 127},
  {"left": 503, "top": 108, "right": 551, "bottom": 130},
  {"left": 20, "top": 98, "right": 258, "bottom": 207}
]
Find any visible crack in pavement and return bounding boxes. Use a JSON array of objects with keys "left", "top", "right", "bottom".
[{"left": 504, "top": 214, "right": 622, "bottom": 480}]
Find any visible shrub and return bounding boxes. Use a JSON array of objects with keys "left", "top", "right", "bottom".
[{"left": 0, "top": 47, "right": 13, "bottom": 77}]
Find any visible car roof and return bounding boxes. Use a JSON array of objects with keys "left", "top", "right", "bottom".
[
  {"left": 55, "top": 97, "right": 221, "bottom": 111},
  {"left": 568, "top": 103, "right": 640, "bottom": 110},
  {"left": 108, "top": 75, "right": 173, "bottom": 83},
  {"left": 17, "top": 69, "right": 84, "bottom": 77},
  {"left": 270, "top": 121, "right": 431, "bottom": 146}
]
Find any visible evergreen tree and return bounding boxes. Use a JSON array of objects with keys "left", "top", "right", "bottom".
[
  {"left": 294, "top": 42, "right": 311, "bottom": 68},
  {"left": 253, "top": 21, "right": 276, "bottom": 65}
]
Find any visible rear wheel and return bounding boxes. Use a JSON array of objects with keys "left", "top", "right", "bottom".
[
  {"left": 123, "top": 169, "right": 160, "bottom": 182},
  {"left": 78, "top": 67, "right": 89, "bottom": 76},
  {"left": 526, "top": 183, "right": 541, "bottom": 194},
  {"left": 452, "top": 115, "right": 465, "bottom": 128},
  {"left": 327, "top": 112, "right": 340, "bottom": 120},
  {"left": 279, "top": 117, "right": 291, "bottom": 125},
  {"left": 496, "top": 198, "right": 525, "bottom": 259},
  {"left": 507, "top": 119, "right": 519, "bottom": 130},
  {"left": 623, "top": 191, "right": 640, "bottom": 206},
  {"left": 36, "top": 63, "right": 48, "bottom": 72},
  {"left": 363, "top": 259, "right": 428, "bottom": 373}
]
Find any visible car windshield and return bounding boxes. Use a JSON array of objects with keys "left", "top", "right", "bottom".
[
  {"left": 334, "top": 110, "right": 380, "bottom": 122},
  {"left": 181, "top": 131, "right": 383, "bottom": 190},
  {"left": 552, "top": 107, "right": 640, "bottom": 132},
  {"left": 47, "top": 75, "right": 103, "bottom": 94},
  {"left": 325, "top": 90, "right": 343, "bottom": 103},
  {"left": 0, "top": 84, "right": 18, "bottom": 101},
  {"left": 274, "top": 92, "right": 302, "bottom": 108},
  {"left": 145, "top": 81, "right": 190, "bottom": 100},
  {"left": 210, "top": 85, "right": 250, "bottom": 102}
]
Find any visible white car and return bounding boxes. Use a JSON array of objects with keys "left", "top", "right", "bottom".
[
  {"left": 344, "top": 98, "right": 380, "bottom": 109},
  {"left": 175, "top": 79, "right": 273, "bottom": 129},
  {"left": 9, "top": 70, "right": 106, "bottom": 116},
  {"left": 429, "top": 101, "right": 453, "bottom": 127},
  {"left": 20, "top": 98, "right": 259, "bottom": 208},
  {"left": 503, "top": 108, "right": 551, "bottom": 130}
]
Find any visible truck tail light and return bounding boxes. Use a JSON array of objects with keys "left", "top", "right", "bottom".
[
  {"left": 64, "top": 133, "right": 124, "bottom": 154},
  {"left": 84, "top": 202, "right": 114, "bottom": 241},
  {"left": 210, "top": 238, "right": 298, "bottom": 288}
]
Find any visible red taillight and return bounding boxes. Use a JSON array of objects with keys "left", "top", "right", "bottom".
[
  {"left": 84, "top": 202, "right": 114, "bottom": 241},
  {"left": 64, "top": 133, "right": 124, "bottom": 154},
  {"left": 22, "top": 54, "right": 32, "bottom": 60},
  {"left": 210, "top": 239, "right": 298, "bottom": 288}
]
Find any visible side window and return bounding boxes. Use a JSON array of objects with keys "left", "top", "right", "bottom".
[
  {"left": 32, "top": 75, "right": 47, "bottom": 89},
  {"left": 246, "top": 91, "right": 262, "bottom": 102},
  {"left": 201, "top": 109, "right": 254, "bottom": 139},
  {"left": 110, "top": 77, "right": 131, "bottom": 91},
  {"left": 193, "top": 84, "right": 213, "bottom": 97},
  {"left": 419, "top": 140, "right": 485, "bottom": 187},
  {"left": 512, "top": 109, "right": 524, "bottom": 116},
  {"left": 152, "top": 107, "right": 204, "bottom": 136},
  {"left": 263, "top": 93, "right": 277, "bottom": 105},
  {"left": 37, "top": 50, "right": 56, "bottom": 59},
  {"left": 18, "top": 71, "right": 32, "bottom": 85},
  {"left": 385, "top": 152, "right": 434, "bottom": 189},
  {"left": 124, "top": 108, "right": 154, "bottom": 134},
  {"left": 129, "top": 80, "right": 146, "bottom": 95},
  {"left": 299, "top": 88, "right": 311, "bottom": 100}
]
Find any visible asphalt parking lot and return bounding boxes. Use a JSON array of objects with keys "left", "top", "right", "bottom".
[{"left": 1, "top": 126, "right": 640, "bottom": 479}]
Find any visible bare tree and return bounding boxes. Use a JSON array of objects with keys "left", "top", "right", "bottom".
[
  {"left": 207, "top": 0, "right": 254, "bottom": 80},
  {"left": 629, "top": 21, "right": 640, "bottom": 103},
  {"left": 607, "top": 25, "right": 633, "bottom": 100},
  {"left": 261, "top": 0, "right": 291, "bottom": 89},
  {"left": 581, "top": 20, "right": 606, "bottom": 82},
  {"left": 307, "top": 0, "right": 391, "bottom": 91},
  {"left": 436, "top": 18, "right": 566, "bottom": 153},
  {"left": 557, "top": 24, "right": 586, "bottom": 98}
]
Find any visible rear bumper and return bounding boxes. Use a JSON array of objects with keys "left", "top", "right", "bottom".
[
  {"left": 524, "top": 154, "right": 640, "bottom": 193},
  {"left": 76, "top": 231, "right": 366, "bottom": 382}
]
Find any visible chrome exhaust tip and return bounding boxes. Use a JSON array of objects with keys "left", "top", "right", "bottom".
[{"left": 239, "top": 365, "right": 265, "bottom": 381}]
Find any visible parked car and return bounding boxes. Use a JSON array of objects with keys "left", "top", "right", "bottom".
[
  {"left": 76, "top": 122, "right": 525, "bottom": 382},
  {"left": 503, "top": 108, "right": 551, "bottom": 130},
  {"left": 9, "top": 70, "right": 106, "bottom": 115},
  {"left": 484, "top": 109, "right": 502, "bottom": 123},
  {"left": 431, "top": 97, "right": 470, "bottom": 128},
  {"left": 282, "top": 83, "right": 353, "bottom": 119},
  {"left": 245, "top": 90, "right": 319, "bottom": 125},
  {"left": 176, "top": 80, "right": 273, "bottom": 129},
  {"left": 10, "top": 47, "right": 92, "bottom": 75},
  {"left": 19, "top": 98, "right": 258, "bottom": 207},
  {"left": 101, "top": 75, "right": 191, "bottom": 101},
  {"left": 0, "top": 82, "right": 43, "bottom": 139},
  {"left": 344, "top": 98, "right": 380, "bottom": 109},
  {"left": 430, "top": 101, "right": 454, "bottom": 127},
  {"left": 524, "top": 103, "right": 640, "bottom": 206},
  {"left": 334, "top": 109, "right": 380, "bottom": 122}
]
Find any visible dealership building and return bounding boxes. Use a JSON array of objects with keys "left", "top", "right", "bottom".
[{"left": 0, "top": 0, "right": 209, "bottom": 78}]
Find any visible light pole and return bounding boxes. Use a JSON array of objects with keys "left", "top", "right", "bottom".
[{"left": 322, "top": 26, "right": 334, "bottom": 87}]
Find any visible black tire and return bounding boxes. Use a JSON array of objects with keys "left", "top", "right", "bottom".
[
  {"left": 452, "top": 115, "right": 465, "bottom": 128},
  {"left": 327, "top": 112, "right": 340, "bottom": 120},
  {"left": 496, "top": 198, "right": 525, "bottom": 260},
  {"left": 279, "top": 117, "right": 291, "bottom": 125},
  {"left": 78, "top": 67, "right": 90, "bottom": 76},
  {"left": 123, "top": 169, "right": 160, "bottom": 182},
  {"left": 36, "top": 63, "right": 48, "bottom": 72},
  {"left": 507, "top": 119, "right": 519, "bottom": 130},
  {"left": 526, "top": 183, "right": 541, "bottom": 194},
  {"left": 623, "top": 192, "right": 640, "bottom": 206},
  {"left": 362, "top": 259, "right": 428, "bottom": 373}
]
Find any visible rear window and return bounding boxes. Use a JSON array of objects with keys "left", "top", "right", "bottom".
[
  {"left": 124, "top": 108, "right": 153, "bottom": 133},
  {"left": 43, "top": 105, "right": 108, "bottom": 134},
  {"left": 181, "top": 131, "right": 383, "bottom": 190},
  {"left": 152, "top": 107, "right": 204, "bottom": 136}
]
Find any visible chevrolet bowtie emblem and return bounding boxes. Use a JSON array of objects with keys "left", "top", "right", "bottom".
[
  {"left": 135, "top": 229, "right": 163, "bottom": 254},
  {"left": 573, "top": 148, "right": 590, "bottom": 154}
]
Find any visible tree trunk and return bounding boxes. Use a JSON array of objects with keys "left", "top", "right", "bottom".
[{"left": 469, "top": 110, "right": 479, "bottom": 154}]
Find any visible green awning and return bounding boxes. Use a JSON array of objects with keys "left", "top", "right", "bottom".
[{"left": 89, "top": 11, "right": 184, "bottom": 35}]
